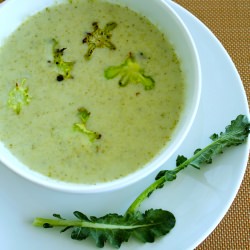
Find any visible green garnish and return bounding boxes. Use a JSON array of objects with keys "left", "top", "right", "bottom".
[
  {"left": 34, "top": 209, "right": 175, "bottom": 248},
  {"left": 50, "top": 38, "right": 75, "bottom": 81},
  {"left": 82, "top": 21, "right": 117, "bottom": 60},
  {"left": 73, "top": 107, "right": 101, "bottom": 142},
  {"left": 126, "top": 114, "right": 250, "bottom": 214},
  {"left": 33, "top": 115, "right": 250, "bottom": 248},
  {"left": 104, "top": 52, "right": 155, "bottom": 90},
  {"left": 7, "top": 79, "right": 31, "bottom": 114}
]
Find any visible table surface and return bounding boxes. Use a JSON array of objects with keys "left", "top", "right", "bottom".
[{"left": 0, "top": 0, "right": 249, "bottom": 249}]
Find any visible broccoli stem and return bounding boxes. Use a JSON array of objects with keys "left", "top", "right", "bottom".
[
  {"left": 104, "top": 52, "right": 155, "bottom": 90},
  {"left": 73, "top": 107, "right": 101, "bottom": 142},
  {"left": 82, "top": 21, "right": 117, "bottom": 59},
  {"left": 7, "top": 79, "right": 31, "bottom": 114}
]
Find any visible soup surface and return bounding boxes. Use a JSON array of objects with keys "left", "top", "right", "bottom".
[{"left": 0, "top": 0, "right": 185, "bottom": 184}]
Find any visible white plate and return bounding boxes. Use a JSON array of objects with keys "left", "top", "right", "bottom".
[{"left": 0, "top": 1, "right": 249, "bottom": 249}]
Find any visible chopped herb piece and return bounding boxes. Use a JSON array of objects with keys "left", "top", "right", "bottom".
[
  {"left": 82, "top": 21, "right": 117, "bottom": 60},
  {"left": 7, "top": 79, "right": 31, "bottom": 114},
  {"left": 51, "top": 38, "right": 74, "bottom": 81},
  {"left": 104, "top": 52, "right": 155, "bottom": 90},
  {"left": 73, "top": 107, "right": 101, "bottom": 142}
]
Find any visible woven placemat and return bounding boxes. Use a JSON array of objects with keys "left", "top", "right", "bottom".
[
  {"left": 0, "top": 0, "right": 249, "bottom": 249},
  {"left": 173, "top": 1, "right": 250, "bottom": 249}
]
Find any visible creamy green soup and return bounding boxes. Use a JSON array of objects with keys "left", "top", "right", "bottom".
[{"left": 0, "top": 0, "right": 185, "bottom": 184}]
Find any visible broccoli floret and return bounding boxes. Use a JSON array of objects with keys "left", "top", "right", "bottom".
[
  {"left": 82, "top": 21, "right": 117, "bottom": 60},
  {"left": 7, "top": 79, "right": 31, "bottom": 114},
  {"left": 73, "top": 107, "right": 101, "bottom": 142},
  {"left": 104, "top": 52, "right": 155, "bottom": 90},
  {"left": 51, "top": 38, "right": 74, "bottom": 81}
]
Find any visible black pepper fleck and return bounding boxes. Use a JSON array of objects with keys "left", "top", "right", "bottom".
[{"left": 57, "top": 74, "right": 64, "bottom": 81}]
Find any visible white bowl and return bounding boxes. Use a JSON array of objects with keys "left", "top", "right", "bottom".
[{"left": 0, "top": 0, "right": 201, "bottom": 193}]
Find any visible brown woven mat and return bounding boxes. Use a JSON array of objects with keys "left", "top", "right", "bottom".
[
  {"left": 173, "top": 1, "right": 250, "bottom": 249},
  {"left": 0, "top": 0, "right": 249, "bottom": 249}
]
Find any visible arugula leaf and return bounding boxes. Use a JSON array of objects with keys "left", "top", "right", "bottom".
[
  {"left": 126, "top": 114, "right": 250, "bottom": 214},
  {"left": 33, "top": 114, "right": 249, "bottom": 248},
  {"left": 33, "top": 209, "right": 175, "bottom": 248}
]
